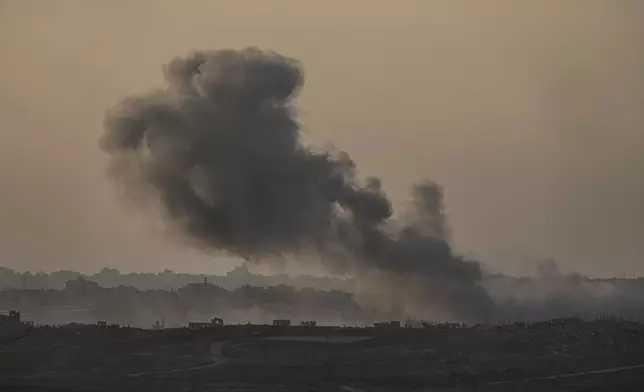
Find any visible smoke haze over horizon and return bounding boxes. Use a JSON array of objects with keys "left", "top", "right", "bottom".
[{"left": 1, "top": 1, "right": 644, "bottom": 279}]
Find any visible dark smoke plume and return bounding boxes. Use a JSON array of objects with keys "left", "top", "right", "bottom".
[{"left": 101, "top": 48, "right": 494, "bottom": 322}]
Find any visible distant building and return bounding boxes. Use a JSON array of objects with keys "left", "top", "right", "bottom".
[
  {"left": 300, "top": 320, "right": 316, "bottom": 327},
  {"left": 211, "top": 317, "right": 224, "bottom": 326},
  {"left": 188, "top": 317, "right": 224, "bottom": 330},
  {"left": 0, "top": 310, "right": 29, "bottom": 339},
  {"left": 273, "top": 319, "right": 291, "bottom": 327},
  {"left": 0, "top": 310, "right": 21, "bottom": 327},
  {"left": 65, "top": 277, "right": 100, "bottom": 297},
  {"left": 374, "top": 321, "right": 401, "bottom": 329},
  {"left": 153, "top": 319, "right": 165, "bottom": 330}
]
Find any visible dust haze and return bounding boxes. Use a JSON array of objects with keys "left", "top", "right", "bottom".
[{"left": 1, "top": 1, "right": 644, "bottom": 281}]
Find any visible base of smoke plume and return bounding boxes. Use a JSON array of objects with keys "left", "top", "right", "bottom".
[{"left": 350, "top": 268, "right": 494, "bottom": 323}]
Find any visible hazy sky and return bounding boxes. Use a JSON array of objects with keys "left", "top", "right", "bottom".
[{"left": 1, "top": 0, "right": 643, "bottom": 276}]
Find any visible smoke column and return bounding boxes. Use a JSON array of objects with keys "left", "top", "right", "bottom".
[{"left": 101, "top": 48, "right": 494, "bottom": 322}]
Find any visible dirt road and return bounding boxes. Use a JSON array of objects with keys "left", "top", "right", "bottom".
[
  {"left": 127, "top": 341, "right": 228, "bottom": 377},
  {"left": 488, "top": 362, "right": 644, "bottom": 385}
]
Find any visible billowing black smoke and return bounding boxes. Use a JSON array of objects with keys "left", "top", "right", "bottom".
[{"left": 101, "top": 48, "right": 494, "bottom": 322}]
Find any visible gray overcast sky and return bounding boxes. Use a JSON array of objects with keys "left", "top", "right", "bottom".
[{"left": 1, "top": 0, "right": 643, "bottom": 277}]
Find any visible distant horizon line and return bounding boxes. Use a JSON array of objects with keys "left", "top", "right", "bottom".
[{"left": 2, "top": 263, "right": 643, "bottom": 281}]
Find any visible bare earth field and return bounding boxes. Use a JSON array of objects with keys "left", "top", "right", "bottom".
[{"left": 1, "top": 319, "right": 644, "bottom": 391}]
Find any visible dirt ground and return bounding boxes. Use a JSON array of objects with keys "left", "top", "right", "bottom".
[{"left": 1, "top": 319, "right": 644, "bottom": 391}]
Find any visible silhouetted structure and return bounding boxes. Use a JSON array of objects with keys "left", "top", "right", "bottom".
[
  {"left": 65, "top": 277, "right": 101, "bottom": 297},
  {"left": 188, "top": 317, "right": 224, "bottom": 329},
  {"left": 374, "top": 321, "right": 401, "bottom": 329},
  {"left": 273, "top": 319, "right": 291, "bottom": 327},
  {"left": 0, "top": 310, "right": 21, "bottom": 327},
  {"left": 211, "top": 317, "right": 224, "bottom": 326}
]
